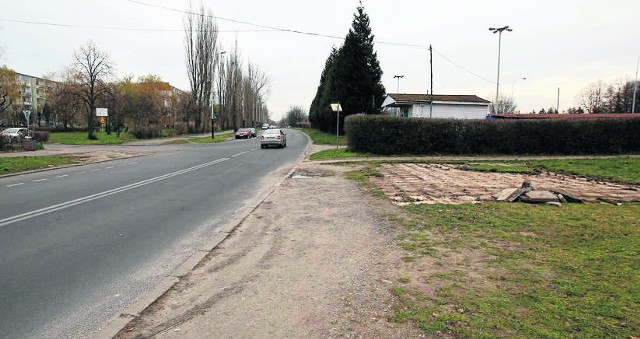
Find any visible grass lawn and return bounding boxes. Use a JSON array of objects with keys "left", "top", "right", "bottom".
[
  {"left": 389, "top": 203, "right": 639, "bottom": 337},
  {"left": 465, "top": 157, "right": 640, "bottom": 184},
  {"left": 299, "top": 128, "right": 348, "bottom": 146},
  {"left": 183, "top": 132, "right": 235, "bottom": 144},
  {"left": 48, "top": 131, "right": 135, "bottom": 145},
  {"left": 0, "top": 156, "right": 80, "bottom": 174},
  {"left": 309, "top": 148, "right": 370, "bottom": 161},
  {"left": 344, "top": 156, "right": 640, "bottom": 337}
]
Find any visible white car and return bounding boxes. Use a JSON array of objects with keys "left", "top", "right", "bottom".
[
  {"left": 261, "top": 123, "right": 269, "bottom": 129},
  {"left": 1, "top": 128, "right": 30, "bottom": 143},
  {"left": 260, "top": 128, "right": 287, "bottom": 148}
]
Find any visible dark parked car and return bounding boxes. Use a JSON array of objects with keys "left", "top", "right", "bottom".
[{"left": 235, "top": 128, "right": 253, "bottom": 139}]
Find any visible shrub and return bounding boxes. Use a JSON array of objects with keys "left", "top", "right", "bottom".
[
  {"left": 345, "top": 115, "right": 640, "bottom": 155},
  {"left": 32, "top": 131, "right": 50, "bottom": 142},
  {"left": 131, "top": 126, "right": 164, "bottom": 139},
  {"left": 174, "top": 123, "right": 189, "bottom": 135}
]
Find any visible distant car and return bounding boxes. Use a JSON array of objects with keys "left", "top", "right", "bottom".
[
  {"left": 235, "top": 128, "right": 253, "bottom": 139},
  {"left": 249, "top": 128, "right": 257, "bottom": 137},
  {"left": 260, "top": 128, "right": 287, "bottom": 148},
  {"left": 261, "top": 123, "right": 269, "bottom": 130},
  {"left": 1, "top": 128, "right": 29, "bottom": 143}
]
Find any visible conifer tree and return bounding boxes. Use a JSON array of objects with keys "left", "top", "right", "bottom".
[{"left": 309, "top": 3, "right": 385, "bottom": 133}]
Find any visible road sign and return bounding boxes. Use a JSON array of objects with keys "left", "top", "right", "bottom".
[
  {"left": 23, "top": 110, "right": 31, "bottom": 121},
  {"left": 96, "top": 108, "right": 108, "bottom": 117},
  {"left": 100, "top": 117, "right": 106, "bottom": 124}
]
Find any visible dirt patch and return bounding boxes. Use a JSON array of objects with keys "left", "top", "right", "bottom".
[
  {"left": 117, "top": 162, "right": 422, "bottom": 338},
  {"left": 371, "top": 163, "right": 640, "bottom": 205},
  {"left": 72, "top": 150, "right": 144, "bottom": 164}
]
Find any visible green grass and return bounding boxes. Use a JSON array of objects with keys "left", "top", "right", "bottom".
[
  {"left": 0, "top": 156, "right": 81, "bottom": 174},
  {"left": 389, "top": 202, "right": 640, "bottom": 337},
  {"left": 188, "top": 132, "right": 235, "bottom": 143},
  {"left": 462, "top": 157, "right": 640, "bottom": 184},
  {"left": 299, "top": 128, "right": 348, "bottom": 146},
  {"left": 310, "top": 148, "right": 371, "bottom": 160},
  {"left": 48, "top": 131, "right": 135, "bottom": 145}
]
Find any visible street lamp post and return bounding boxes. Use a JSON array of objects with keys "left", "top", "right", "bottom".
[
  {"left": 393, "top": 75, "right": 404, "bottom": 117},
  {"left": 511, "top": 77, "right": 526, "bottom": 98},
  {"left": 393, "top": 75, "right": 404, "bottom": 93},
  {"left": 489, "top": 25, "right": 513, "bottom": 114}
]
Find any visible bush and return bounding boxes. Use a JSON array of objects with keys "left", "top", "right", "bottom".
[
  {"left": 32, "top": 131, "right": 50, "bottom": 142},
  {"left": 174, "top": 123, "right": 189, "bottom": 135},
  {"left": 345, "top": 115, "right": 640, "bottom": 155},
  {"left": 131, "top": 126, "right": 164, "bottom": 139}
]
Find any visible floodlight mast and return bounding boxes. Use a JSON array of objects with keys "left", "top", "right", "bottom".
[{"left": 489, "top": 25, "right": 513, "bottom": 114}]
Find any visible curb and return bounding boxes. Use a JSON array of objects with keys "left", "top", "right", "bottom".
[{"left": 96, "top": 131, "right": 312, "bottom": 339}]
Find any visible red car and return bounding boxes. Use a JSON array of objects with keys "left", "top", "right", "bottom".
[{"left": 235, "top": 128, "right": 253, "bottom": 139}]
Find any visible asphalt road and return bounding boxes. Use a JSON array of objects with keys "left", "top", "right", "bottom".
[{"left": 0, "top": 129, "right": 308, "bottom": 338}]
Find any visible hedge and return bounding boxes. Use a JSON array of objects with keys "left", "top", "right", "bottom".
[{"left": 344, "top": 114, "right": 640, "bottom": 155}]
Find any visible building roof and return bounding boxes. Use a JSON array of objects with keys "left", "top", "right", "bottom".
[
  {"left": 386, "top": 93, "right": 491, "bottom": 104},
  {"left": 490, "top": 113, "right": 640, "bottom": 119}
]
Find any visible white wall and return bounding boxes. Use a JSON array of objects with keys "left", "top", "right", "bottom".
[{"left": 411, "top": 102, "right": 488, "bottom": 119}]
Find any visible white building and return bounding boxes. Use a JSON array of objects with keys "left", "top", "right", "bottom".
[{"left": 382, "top": 94, "right": 490, "bottom": 119}]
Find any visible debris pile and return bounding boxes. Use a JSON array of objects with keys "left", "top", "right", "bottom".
[{"left": 492, "top": 180, "right": 583, "bottom": 206}]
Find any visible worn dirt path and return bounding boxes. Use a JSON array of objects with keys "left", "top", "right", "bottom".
[{"left": 116, "top": 160, "right": 421, "bottom": 338}]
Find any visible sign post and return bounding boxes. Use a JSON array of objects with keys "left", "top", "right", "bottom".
[
  {"left": 23, "top": 109, "right": 31, "bottom": 138},
  {"left": 96, "top": 108, "right": 108, "bottom": 138},
  {"left": 330, "top": 103, "right": 342, "bottom": 150}
]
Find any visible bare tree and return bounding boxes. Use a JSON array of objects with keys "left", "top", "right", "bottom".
[
  {"left": 71, "top": 41, "right": 113, "bottom": 138},
  {"left": 286, "top": 106, "right": 307, "bottom": 127},
  {"left": 246, "top": 62, "right": 270, "bottom": 126},
  {"left": 489, "top": 94, "right": 518, "bottom": 114},
  {"left": 578, "top": 80, "right": 606, "bottom": 113},
  {"left": 50, "top": 70, "right": 84, "bottom": 131},
  {"left": 184, "top": 1, "right": 219, "bottom": 133}
]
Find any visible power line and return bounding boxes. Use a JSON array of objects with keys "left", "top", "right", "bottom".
[
  {"left": 3, "top": 1, "right": 496, "bottom": 85},
  {"left": 432, "top": 48, "right": 496, "bottom": 84},
  {"left": 0, "top": 18, "right": 276, "bottom": 33},
  {"left": 126, "top": 0, "right": 495, "bottom": 84}
]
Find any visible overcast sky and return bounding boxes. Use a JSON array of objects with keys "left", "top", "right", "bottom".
[{"left": 1, "top": 0, "right": 639, "bottom": 120}]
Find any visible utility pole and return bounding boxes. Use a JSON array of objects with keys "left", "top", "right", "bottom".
[
  {"left": 429, "top": 44, "right": 433, "bottom": 119},
  {"left": 633, "top": 55, "right": 639, "bottom": 113},
  {"left": 557, "top": 88, "right": 560, "bottom": 114},
  {"left": 489, "top": 26, "right": 513, "bottom": 114}
]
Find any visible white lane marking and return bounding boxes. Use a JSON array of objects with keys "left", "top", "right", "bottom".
[
  {"left": 55, "top": 175, "right": 69, "bottom": 178},
  {"left": 0, "top": 158, "right": 230, "bottom": 228},
  {"left": 6, "top": 183, "right": 25, "bottom": 188},
  {"left": 106, "top": 166, "right": 114, "bottom": 169},
  {"left": 231, "top": 151, "right": 250, "bottom": 158},
  {"left": 33, "top": 179, "right": 48, "bottom": 183}
]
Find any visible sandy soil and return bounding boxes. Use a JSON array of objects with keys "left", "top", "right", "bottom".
[{"left": 116, "top": 160, "right": 422, "bottom": 338}]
